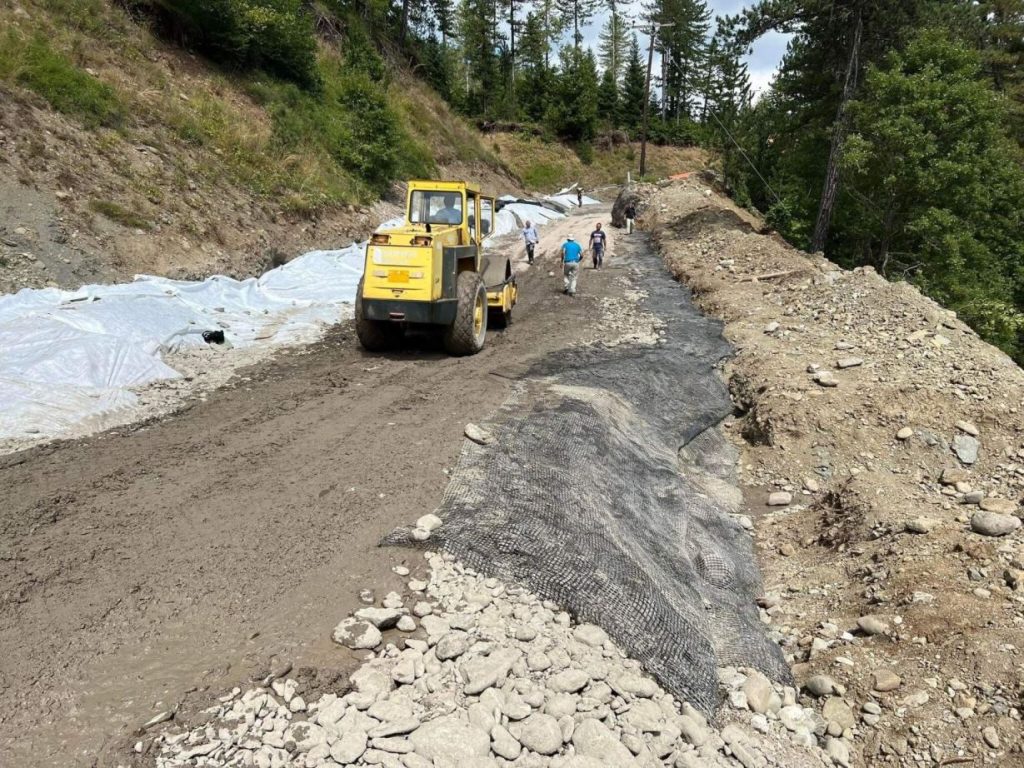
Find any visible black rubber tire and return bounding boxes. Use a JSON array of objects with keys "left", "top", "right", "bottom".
[
  {"left": 443, "top": 271, "right": 488, "bottom": 355},
  {"left": 355, "top": 279, "right": 401, "bottom": 351}
]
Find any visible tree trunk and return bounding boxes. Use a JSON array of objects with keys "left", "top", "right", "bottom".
[
  {"left": 810, "top": 9, "right": 863, "bottom": 254},
  {"left": 640, "top": 29, "right": 657, "bottom": 178},
  {"left": 400, "top": 0, "right": 410, "bottom": 43}
]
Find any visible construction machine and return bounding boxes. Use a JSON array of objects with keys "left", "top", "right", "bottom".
[{"left": 355, "top": 180, "right": 517, "bottom": 355}]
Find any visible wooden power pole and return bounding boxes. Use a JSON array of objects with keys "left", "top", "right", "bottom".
[{"left": 638, "top": 22, "right": 673, "bottom": 180}]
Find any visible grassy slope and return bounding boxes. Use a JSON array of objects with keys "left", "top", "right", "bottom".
[
  {"left": 488, "top": 133, "right": 708, "bottom": 194},
  {"left": 0, "top": 0, "right": 512, "bottom": 214}
]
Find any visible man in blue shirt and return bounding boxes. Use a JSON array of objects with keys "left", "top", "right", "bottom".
[
  {"left": 560, "top": 236, "right": 583, "bottom": 296},
  {"left": 522, "top": 220, "right": 539, "bottom": 264}
]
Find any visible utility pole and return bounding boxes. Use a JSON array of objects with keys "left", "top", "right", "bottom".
[{"left": 637, "top": 22, "right": 673, "bottom": 180}]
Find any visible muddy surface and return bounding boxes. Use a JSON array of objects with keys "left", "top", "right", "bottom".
[{"left": 0, "top": 208, "right": 629, "bottom": 767}]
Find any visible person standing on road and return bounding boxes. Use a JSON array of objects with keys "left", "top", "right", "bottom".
[
  {"left": 577, "top": 187, "right": 584, "bottom": 207},
  {"left": 560, "top": 235, "right": 583, "bottom": 296},
  {"left": 522, "top": 220, "right": 539, "bottom": 264},
  {"left": 625, "top": 201, "right": 637, "bottom": 234},
  {"left": 589, "top": 223, "right": 607, "bottom": 269}
]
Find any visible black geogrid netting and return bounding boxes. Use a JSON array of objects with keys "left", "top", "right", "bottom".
[{"left": 387, "top": 238, "right": 791, "bottom": 717}]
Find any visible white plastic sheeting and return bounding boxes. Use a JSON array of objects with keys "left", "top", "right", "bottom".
[
  {"left": 0, "top": 196, "right": 577, "bottom": 444},
  {"left": 546, "top": 184, "right": 601, "bottom": 209},
  {"left": 0, "top": 245, "right": 364, "bottom": 441}
]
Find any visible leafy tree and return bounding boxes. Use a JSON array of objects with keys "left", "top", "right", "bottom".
[
  {"left": 598, "top": 8, "right": 630, "bottom": 82},
  {"left": 458, "top": 0, "right": 503, "bottom": 115},
  {"left": 149, "top": 0, "right": 321, "bottom": 89},
  {"left": 546, "top": 45, "right": 599, "bottom": 140},
  {"left": 837, "top": 30, "right": 1024, "bottom": 355}
]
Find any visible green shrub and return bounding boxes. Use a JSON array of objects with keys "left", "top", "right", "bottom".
[
  {"left": 0, "top": 31, "right": 124, "bottom": 128},
  {"left": 143, "top": 0, "right": 321, "bottom": 89}
]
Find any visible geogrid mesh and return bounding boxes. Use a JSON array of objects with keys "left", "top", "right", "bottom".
[{"left": 387, "top": 238, "right": 791, "bottom": 717}]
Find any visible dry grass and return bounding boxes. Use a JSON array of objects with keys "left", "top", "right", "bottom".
[{"left": 489, "top": 133, "right": 708, "bottom": 193}]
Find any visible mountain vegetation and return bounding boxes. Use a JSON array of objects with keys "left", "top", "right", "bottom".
[{"left": 717, "top": 1, "right": 1024, "bottom": 361}]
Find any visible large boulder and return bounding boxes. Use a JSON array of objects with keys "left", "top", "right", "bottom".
[{"left": 611, "top": 183, "right": 656, "bottom": 229}]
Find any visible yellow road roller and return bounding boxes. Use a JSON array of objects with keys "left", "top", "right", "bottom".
[{"left": 356, "top": 180, "right": 517, "bottom": 355}]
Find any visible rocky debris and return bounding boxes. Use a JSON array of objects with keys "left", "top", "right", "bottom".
[
  {"left": 767, "top": 491, "right": 792, "bottom": 507},
  {"left": 650, "top": 180, "right": 1024, "bottom": 768},
  {"left": 151, "top": 553, "right": 834, "bottom": 768},
  {"left": 834, "top": 357, "right": 863, "bottom": 370}
]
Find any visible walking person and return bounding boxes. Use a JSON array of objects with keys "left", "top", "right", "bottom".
[
  {"left": 560, "top": 235, "right": 583, "bottom": 296},
  {"left": 625, "top": 200, "right": 637, "bottom": 234},
  {"left": 522, "top": 220, "right": 539, "bottom": 265},
  {"left": 589, "top": 222, "right": 607, "bottom": 269},
  {"left": 576, "top": 187, "right": 584, "bottom": 208}
]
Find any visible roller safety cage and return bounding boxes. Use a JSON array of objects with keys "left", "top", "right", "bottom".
[{"left": 356, "top": 180, "right": 518, "bottom": 355}]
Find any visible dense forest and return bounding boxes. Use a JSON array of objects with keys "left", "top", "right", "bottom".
[
  {"left": 718, "top": 1, "right": 1024, "bottom": 362},
  {"left": 37, "top": 0, "right": 1024, "bottom": 361}
]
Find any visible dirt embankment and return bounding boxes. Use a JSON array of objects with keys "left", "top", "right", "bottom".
[{"left": 647, "top": 182, "right": 1024, "bottom": 766}]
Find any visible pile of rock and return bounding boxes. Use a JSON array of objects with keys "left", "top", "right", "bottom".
[{"left": 149, "top": 552, "right": 835, "bottom": 768}]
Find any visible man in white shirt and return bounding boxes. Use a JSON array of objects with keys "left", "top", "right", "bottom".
[{"left": 522, "top": 220, "right": 540, "bottom": 264}]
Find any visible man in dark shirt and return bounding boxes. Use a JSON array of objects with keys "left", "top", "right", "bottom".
[
  {"left": 625, "top": 201, "right": 637, "bottom": 234},
  {"left": 589, "top": 223, "right": 608, "bottom": 269}
]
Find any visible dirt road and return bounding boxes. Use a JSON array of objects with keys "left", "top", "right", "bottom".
[{"left": 0, "top": 208, "right": 622, "bottom": 766}]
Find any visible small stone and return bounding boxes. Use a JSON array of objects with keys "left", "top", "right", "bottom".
[
  {"left": 964, "top": 490, "right": 985, "bottom": 505},
  {"left": 941, "top": 468, "right": 969, "bottom": 485},
  {"left": 417, "top": 514, "right": 443, "bottom": 532},
  {"left": 284, "top": 721, "right": 328, "bottom": 753},
  {"left": 904, "top": 517, "right": 937, "bottom": 534},
  {"left": 971, "top": 511, "right": 1021, "bottom": 537},
  {"left": 805, "top": 675, "right": 838, "bottom": 697},
  {"left": 856, "top": 615, "right": 889, "bottom": 636},
  {"left": 980, "top": 497, "right": 1017, "bottom": 515},
  {"left": 397, "top": 616, "right": 416, "bottom": 632},
  {"left": 490, "top": 725, "right": 521, "bottom": 760},
  {"left": 982, "top": 726, "right": 1001, "bottom": 750},
  {"left": 956, "top": 420, "right": 980, "bottom": 437},
  {"left": 813, "top": 371, "right": 839, "bottom": 387},
  {"left": 896, "top": 427, "right": 914, "bottom": 440},
  {"left": 394, "top": 566, "right": 411, "bottom": 576},
  {"left": 571, "top": 718, "right": 635, "bottom": 764},
  {"left": 836, "top": 357, "right": 863, "bottom": 369},
  {"left": 573, "top": 624, "right": 608, "bottom": 647},
  {"left": 331, "top": 730, "right": 368, "bottom": 763},
  {"left": 768, "top": 491, "right": 793, "bottom": 507},
  {"left": 435, "top": 632, "right": 470, "bottom": 661},
  {"left": 742, "top": 671, "right": 776, "bottom": 714},
  {"left": 1004, "top": 568, "right": 1022, "bottom": 590},
  {"left": 822, "top": 698, "right": 856, "bottom": 731},
  {"left": 333, "top": 618, "right": 382, "bottom": 650},
  {"left": 412, "top": 602, "right": 433, "bottom": 617},
  {"left": 518, "top": 713, "right": 562, "bottom": 755},
  {"left": 872, "top": 669, "right": 901, "bottom": 692},
  {"left": 547, "top": 669, "right": 590, "bottom": 693},
  {"left": 409, "top": 716, "right": 489, "bottom": 760},
  {"left": 355, "top": 607, "right": 405, "bottom": 629},
  {"left": 464, "top": 423, "right": 495, "bottom": 445},
  {"left": 764, "top": 321, "right": 780, "bottom": 334},
  {"left": 953, "top": 435, "right": 980, "bottom": 465},
  {"left": 826, "top": 737, "right": 851, "bottom": 767}
]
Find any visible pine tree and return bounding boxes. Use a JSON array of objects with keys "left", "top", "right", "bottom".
[
  {"left": 597, "top": 65, "right": 620, "bottom": 128},
  {"left": 975, "top": 0, "right": 1024, "bottom": 143},
  {"left": 517, "top": 11, "right": 553, "bottom": 121},
  {"left": 644, "top": 0, "right": 710, "bottom": 121},
  {"left": 598, "top": 8, "right": 630, "bottom": 82},
  {"left": 620, "top": 34, "right": 646, "bottom": 130},
  {"left": 533, "top": 0, "right": 565, "bottom": 67},
  {"left": 546, "top": 45, "right": 600, "bottom": 140},
  {"left": 458, "top": 0, "right": 502, "bottom": 116},
  {"left": 556, "top": 0, "right": 601, "bottom": 48}
]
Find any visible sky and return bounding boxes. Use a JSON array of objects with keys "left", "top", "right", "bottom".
[{"left": 575, "top": 0, "right": 792, "bottom": 98}]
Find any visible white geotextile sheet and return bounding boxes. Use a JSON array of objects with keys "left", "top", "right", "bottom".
[
  {"left": 0, "top": 201, "right": 572, "bottom": 443},
  {"left": 0, "top": 245, "right": 364, "bottom": 441}
]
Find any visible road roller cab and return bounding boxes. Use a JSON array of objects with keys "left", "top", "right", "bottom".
[{"left": 356, "top": 180, "right": 517, "bottom": 355}]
